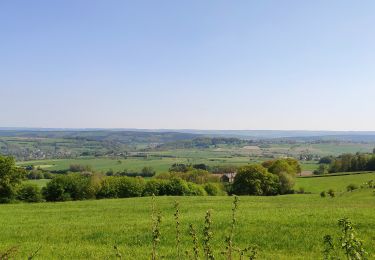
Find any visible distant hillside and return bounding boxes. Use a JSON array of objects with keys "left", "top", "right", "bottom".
[
  {"left": 2, "top": 128, "right": 375, "bottom": 141},
  {"left": 173, "top": 130, "right": 375, "bottom": 140},
  {"left": 0, "top": 130, "right": 200, "bottom": 144}
]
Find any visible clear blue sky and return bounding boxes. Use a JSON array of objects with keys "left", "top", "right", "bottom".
[{"left": 1, "top": 1, "right": 375, "bottom": 130}]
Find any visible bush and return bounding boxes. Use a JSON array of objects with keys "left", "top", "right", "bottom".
[
  {"left": 69, "top": 164, "right": 92, "bottom": 173},
  {"left": 141, "top": 167, "right": 156, "bottom": 177},
  {"left": 278, "top": 172, "right": 295, "bottom": 194},
  {"left": 296, "top": 187, "right": 305, "bottom": 194},
  {"left": 169, "top": 163, "right": 192, "bottom": 173},
  {"left": 362, "top": 180, "right": 374, "bottom": 189},
  {"left": 320, "top": 191, "right": 326, "bottom": 198},
  {"left": 186, "top": 183, "right": 207, "bottom": 196},
  {"left": 327, "top": 189, "right": 335, "bottom": 198},
  {"left": 117, "top": 177, "right": 145, "bottom": 198},
  {"left": 163, "top": 169, "right": 220, "bottom": 184},
  {"left": 97, "top": 177, "right": 119, "bottom": 198},
  {"left": 203, "top": 183, "right": 226, "bottom": 196},
  {"left": 314, "top": 164, "right": 329, "bottom": 175},
  {"left": 43, "top": 172, "right": 54, "bottom": 179},
  {"left": 42, "top": 174, "right": 98, "bottom": 201},
  {"left": 17, "top": 183, "right": 43, "bottom": 202},
  {"left": 97, "top": 176, "right": 145, "bottom": 198},
  {"left": 27, "top": 170, "right": 44, "bottom": 180},
  {"left": 346, "top": 184, "right": 358, "bottom": 192},
  {"left": 165, "top": 178, "right": 190, "bottom": 196},
  {"left": 193, "top": 163, "right": 210, "bottom": 171},
  {"left": 143, "top": 179, "right": 169, "bottom": 196}
]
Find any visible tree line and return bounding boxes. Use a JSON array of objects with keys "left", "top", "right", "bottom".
[
  {"left": 316, "top": 152, "right": 375, "bottom": 174},
  {"left": 0, "top": 155, "right": 301, "bottom": 203}
]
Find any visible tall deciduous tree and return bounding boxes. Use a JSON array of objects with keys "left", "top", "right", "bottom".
[{"left": 0, "top": 156, "right": 25, "bottom": 202}]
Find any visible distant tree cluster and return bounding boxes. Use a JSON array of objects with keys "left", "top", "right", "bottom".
[
  {"left": 69, "top": 164, "right": 93, "bottom": 173},
  {"left": 169, "top": 163, "right": 238, "bottom": 174},
  {"left": 232, "top": 158, "right": 301, "bottom": 196},
  {"left": 106, "top": 166, "right": 156, "bottom": 177},
  {"left": 158, "top": 169, "right": 220, "bottom": 184},
  {"left": 157, "top": 137, "right": 248, "bottom": 149},
  {"left": 317, "top": 153, "right": 375, "bottom": 174}
]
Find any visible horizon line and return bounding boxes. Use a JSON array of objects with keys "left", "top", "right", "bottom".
[{"left": 1, "top": 127, "right": 375, "bottom": 133}]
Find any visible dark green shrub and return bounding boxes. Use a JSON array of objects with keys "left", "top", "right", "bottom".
[
  {"left": 43, "top": 172, "right": 54, "bottom": 179},
  {"left": 143, "top": 179, "right": 169, "bottom": 196},
  {"left": 16, "top": 183, "right": 43, "bottom": 202},
  {"left": 362, "top": 180, "right": 374, "bottom": 189},
  {"left": 327, "top": 189, "right": 335, "bottom": 198},
  {"left": 346, "top": 184, "right": 358, "bottom": 192},
  {"left": 141, "top": 166, "right": 156, "bottom": 177},
  {"left": 42, "top": 174, "right": 96, "bottom": 201},
  {"left": 117, "top": 177, "right": 145, "bottom": 198},
  {"left": 97, "top": 177, "right": 119, "bottom": 198},
  {"left": 320, "top": 191, "right": 326, "bottom": 198},
  {"left": 69, "top": 164, "right": 93, "bottom": 173},
  {"left": 296, "top": 187, "right": 305, "bottom": 194},
  {"left": 42, "top": 178, "right": 65, "bottom": 201},
  {"left": 97, "top": 176, "right": 146, "bottom": 198},
  {"left": 27, "top": 170, "right": 44, "bottom": 180},
  {"left": 165, "top": 178, "right": 190, "bottom": 195},
  {"left": 169, "top": 163, "right": 192, "bottom": 173}
]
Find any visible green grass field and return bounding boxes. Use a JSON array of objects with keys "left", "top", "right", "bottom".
[
  {"left": 17, "top": 156, "right": 258, "bottom": 174},
  {"left": 2, "top": 173, "right": 375, "bottom": 259},
  {"left": 295, "top": 172, "right": 375, "bottom": 193}
]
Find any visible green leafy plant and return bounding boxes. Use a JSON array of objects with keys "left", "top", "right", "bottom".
[
  {"left": 187, "top": 223, "right": 200, "bottom": 260},
  {"left": 174, "top": 200, "right": 181, "bottom": 258},
  {"left": 28, "top": 245, "right": 42, "bottom": 260},
  {"left": 151, "top": 195, "right": 162, "bottom": 260},
  {"left": 203, "top": 210, "right": 215, "bottom": 259},
  {"left": 224, "top": 196, "right": 239, "bottom": 259},
  {"left": 113, "top": 245, "right": 122, "bottom": 259},
  {"left": 323, "top": 218, "right": 367, "bottom": 260}
]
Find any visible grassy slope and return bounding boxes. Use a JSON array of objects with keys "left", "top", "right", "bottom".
[
  {"left": 0, "top": 191, "right": 374, "bottom": 259},
  {"left": 295, "top": 172, "right": 375, "bottom": 193}
]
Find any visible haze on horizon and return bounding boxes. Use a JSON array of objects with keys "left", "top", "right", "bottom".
[{"left": 1, "top": 1, "right": 375, "bottom": 131}]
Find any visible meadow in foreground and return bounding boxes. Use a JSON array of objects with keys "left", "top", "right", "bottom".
[{"left": 0, "top": 190, "right": 374, "bottom": 259}]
